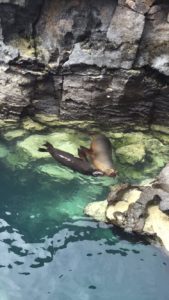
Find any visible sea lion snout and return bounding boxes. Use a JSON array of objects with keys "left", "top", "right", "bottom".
[{"left": 105, "top": 169, "right": 118, "bottom": 177}]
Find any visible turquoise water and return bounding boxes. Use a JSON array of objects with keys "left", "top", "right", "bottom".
[
  {"left": 0, "top": 162, "right": 169, "bottom": 300},
  {"left": 0, "top": 127, "right": 169, "bottom": 300}
]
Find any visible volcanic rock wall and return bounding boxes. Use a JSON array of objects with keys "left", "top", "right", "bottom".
[{"left": 0, "top": 0, "right": 169, "bottom": 127}]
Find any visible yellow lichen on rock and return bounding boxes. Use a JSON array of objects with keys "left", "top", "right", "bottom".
[
  {"left": 84, "top": 200, "right": 108, "bottom": 223},
  {"left": 144, "top": 206, "right": 169, "bottom": 252}
]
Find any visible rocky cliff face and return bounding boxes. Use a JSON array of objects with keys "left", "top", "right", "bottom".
[{"left": 0, "top": 0, "right": 169, "bottom": 127}]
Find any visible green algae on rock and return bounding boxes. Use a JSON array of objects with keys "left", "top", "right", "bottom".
[
  {"left": 17, "top": 130, "right": 86, "bottom": 161},
  {"left": 0, "top": 119, "right": 18, "bottom": 130},
  {"left": 1, "top": 127, "right": 169, "bottom": 184},
  {"left": 116, "top": 143, "right": 145, "bottom": 165},
  {"left": 3, "top": 129, "right": 26, "bottom": 141},
  {"left": 22, "top": 117, "right": 46, "bottom": 132},
  {"left": 33, "top": 114, "right": 97, "bottom": 130}
]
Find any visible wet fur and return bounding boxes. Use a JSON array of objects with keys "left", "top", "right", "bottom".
[{"left": 80, "top": 135, "right": 117, "bottom": 177}]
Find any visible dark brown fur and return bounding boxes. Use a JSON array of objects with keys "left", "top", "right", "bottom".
[{"left": 39, "top": 142, "right": 103, "bottom": 176}]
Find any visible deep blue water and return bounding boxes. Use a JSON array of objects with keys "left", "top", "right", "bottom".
[{"left": 0, "top": 162, "right": 169, "bottom": 300}]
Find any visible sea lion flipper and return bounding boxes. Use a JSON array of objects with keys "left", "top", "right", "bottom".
[
  {"left": 38, "top": 147, "right": 47, "bottom": 152},
  {"left": 38, "top": 141, "right": 52, "bottom": 152},
  {"left": 77, "top": 146, "right": 92, "bottom": 161}
]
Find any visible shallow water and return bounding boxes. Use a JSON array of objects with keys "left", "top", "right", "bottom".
[{"left": 0, "top": 129, "right": 169, "bottom": 300}]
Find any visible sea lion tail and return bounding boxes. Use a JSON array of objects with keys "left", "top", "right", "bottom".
[{"left": 38, "top": 142, "right": 53, "bottom": 152}]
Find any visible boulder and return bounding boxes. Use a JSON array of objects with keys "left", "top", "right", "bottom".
[
  {"left": 84, "top": 163, "right": 169, "bottom": 252},
  {"left": 116, "top": 143, "right": 145, "bottom": 165}
]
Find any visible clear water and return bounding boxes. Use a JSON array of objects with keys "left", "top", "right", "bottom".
[{"left": 0, "top": 135, "right": 169, "bottom": 300}]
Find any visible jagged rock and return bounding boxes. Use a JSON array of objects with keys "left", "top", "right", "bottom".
[
  {"left": 106, "top": 188, "right": 141, "bottom": 222},
  {"left": 0, "top": 41, "right": 18, "bottom": 64},
  {"left": 0, "top": 66, "right": 33, "bottom": 119},
  {"left": 0, "top": 0, "right": 169, "bottom": 127},
  {"left": 84, "top": 163, "right": 169, "bottom": 252},
  {"left": 63, "top": 5, "right": 145, "bottom": 69},
  {"left": 137, "top": 4, "right": 169, "bottom": 76},
  {"left": 122, "top": 0, "right": 155, "bottom": 14}
]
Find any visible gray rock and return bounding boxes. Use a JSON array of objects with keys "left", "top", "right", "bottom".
[
  {"left": 136, "top": 4, "right": 169, "bottom": 76},
  {"left": 0, "top": 0, "right": 26, "bottom": 6},
  {"left": 0, "top": 41, "right": 18, "bottom": 63},
  {"left": 154, "top": 163, "right": 169, "bottom": 193},
  {"left": 0, "top": 0, "right": 169, "bottom": 126},
  {"left": 119, "top": 0, "right": 155, "bottom": 14}
]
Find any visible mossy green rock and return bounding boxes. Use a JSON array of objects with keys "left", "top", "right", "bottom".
[
  {"left": 116, "top": 143, "right": 146, "bottom": 165},
  {"left": 151, "top": 124, "right": 169, "bottom": 135},
  {"left": 34, "top": 113, "right": 96, "bottom": 129},
  {"left": 3, "top": 129, "right": 26, "bottom": 141},
  {"left": 0, "top": 119, "right": 18, "bottom": 130},
  {"left": 22, "top": 117, "right": 46, "bottom": 131},
  {"left": 17, "top": 130, "right": 87, "bottom": 161}
]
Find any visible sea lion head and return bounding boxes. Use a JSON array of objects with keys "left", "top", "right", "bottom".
[{"left": 105, "top": 168, "right": 117, "bottom": 177}]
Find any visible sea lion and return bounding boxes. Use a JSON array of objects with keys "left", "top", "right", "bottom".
[
  {"left": 39, "top": 142, "right": 104, "bottom": 176},
  {"left": 78, "top": 134, "right": 117, "bottom": 177}
]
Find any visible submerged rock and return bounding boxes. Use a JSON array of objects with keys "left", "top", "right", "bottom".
[
  {"left": 3, "top": 129, "right": 26, "bottom": 141},
  {"left": 116, "top": 143, "right": 145, "bottom": 165},
  {"left": 84, "top": 163, "right": 169, "bottom": 253},
  {"left": 37, "top": 164, "right": 75, "bottom": 181},
  {"left": 17, "top": 130, "right": 85, "bottom": 161}
]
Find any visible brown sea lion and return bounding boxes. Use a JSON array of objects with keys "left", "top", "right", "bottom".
[
  {"left": 39, "top": 142, "right": 104, "bottom": 177},
  {"left": 78, "top": 134, "right": 117, "bottom": 177}
]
